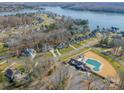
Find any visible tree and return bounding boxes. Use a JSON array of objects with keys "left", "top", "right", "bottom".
[{"left": 46, "top": 66, "right": 71, "bottom": 90}]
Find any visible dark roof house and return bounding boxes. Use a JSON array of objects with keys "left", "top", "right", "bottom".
[{"left": 5, "top": 68, "right": 14, "bottom": 82}]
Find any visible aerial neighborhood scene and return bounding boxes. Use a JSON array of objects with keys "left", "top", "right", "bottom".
[{"left": 0, "top": 2, "right": 124, "bottom": 90}]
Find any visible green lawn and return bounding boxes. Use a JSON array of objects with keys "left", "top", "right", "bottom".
[
  {"left": 59, "top": 47, "right": 74, "bottom": 54},
  {"left": 0, "top": 43, "right": 9, "bottom": 57},
  {"left": 59, "top": 47, "right": 90, "bottom": 62},
  {"left": 73, "top": 44, "right": 82, "bottom": 48},
  {"left": 72, "top": 38, "right": 96, "bottom": 48},
  {"left": 42, "top": 52, "right": 53, "bottom": 59},
  {"left": 80, "top": 38, "right": 96, "bottom": 45},
  {"left": 0, "top": 63, "right": 8, "bottom": 72},
  {"left": 57, "top": 38, "right": 96, "bottom": 61},
  {"left": 120, "top": 57, "right": 124, "bottom": 62},
  {"left": 78, "top": 34, "right": 84, "bottom": 37}
]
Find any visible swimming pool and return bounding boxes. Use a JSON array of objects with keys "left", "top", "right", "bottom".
[{"left": 86, "top": 58, "right": 102, "bottom": 72}]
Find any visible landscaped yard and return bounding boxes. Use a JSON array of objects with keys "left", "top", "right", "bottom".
[
  {"left": 0, "top": 63, "right": 9, "bottom": 72},
  {"left": 73, "top": 43, "right": 81, "bottom": 48},
  {"left": 40, "top": 52, "right": 53, "bottom": 59},
  {"left": 73, "top": 38, "right": 96, "bottom": 47},
  {"left": 41, "top": 14, "right": 55, "bottom": 26},
  {"left": 59, "top": 47, "right": 90, "bottom": 62},
  {"left": 0, "top": 43, "right": 9, "bottom": 56},
  {"left": 81, "top": 37, "right": 96, "bottom": 44},
  {"left": 59, "top": 47, "right": 74, "bottom": 54}
]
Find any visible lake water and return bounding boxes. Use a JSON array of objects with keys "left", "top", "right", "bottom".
[
  {"left": 1, "top": 6, "right": 124, "bottom": 30},
  {"left": 44, "top": 7, "right": 124, "bottom": 30}
]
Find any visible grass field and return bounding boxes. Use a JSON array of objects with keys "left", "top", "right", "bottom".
[
  {"left": 73, "top": 38, "right": 96, "bottom": 48},
  {"left": 59, "top": 47, "right": 74, "bottom": 54},
  {"left": 37, "top": 52, "right": 53, "bottom": 59},
  {"left": 0, "top": 63, "right": 9, "bottom": 72},
  {"left": 73, "top": 43, "right": 81, "bottom": 48},
  {"left": 0, "top": 43, "right": 9, "bottom": 56},
  {"left": 59, "top": 47, "right": 90, "bottom": 62}
]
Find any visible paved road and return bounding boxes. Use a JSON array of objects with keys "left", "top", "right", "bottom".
[
  {"left": 57, "top": 39, "right": 98, "bottom": 61},
  {"left": 69, "top": 44, "right": 76, "bottom": 50},
  {"left": 50, "top": 48, "right": 57, "bottom": 57}
]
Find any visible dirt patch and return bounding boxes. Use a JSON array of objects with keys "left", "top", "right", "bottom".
[{"left": 84, "top": 51, "right": 119, "bottom": 83}]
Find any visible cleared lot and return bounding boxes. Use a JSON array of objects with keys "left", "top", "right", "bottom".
[{"left": 83, "top": 51, "right": 119, "bottom": 83}]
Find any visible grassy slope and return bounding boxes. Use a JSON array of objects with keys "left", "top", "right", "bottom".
[
  {"left": 59, "top": 47, "right": 90, "bottom": 62},
  {"left": 59, "top": 47, "right": 74, "bottom": 54},
  {"left": 92, "top": 49, "right": 124, "bottom": 73}
]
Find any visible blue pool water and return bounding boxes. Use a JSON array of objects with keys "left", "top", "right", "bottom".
[{"left": 86, "top": 58, "right": 101, "bottom": 71}]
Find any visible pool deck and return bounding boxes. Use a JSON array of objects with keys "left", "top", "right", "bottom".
[{"left": 83, "top": 51, "right": 119, "bottom": 83}]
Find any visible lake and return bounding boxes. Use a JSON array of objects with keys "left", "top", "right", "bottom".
[
  {"left": 1, "top": 6, "right": 124, "bottom": 30},
  {"left": 44, "top": 7, "right": 124, "bottom": 30}
]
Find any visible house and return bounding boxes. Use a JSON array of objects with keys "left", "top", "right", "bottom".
[
  {"left": 42, "top": 44, "right": 53, "bottom": 52},
  {"left": 110, "top": 26, "right": 119, "bottom": 33},
  {"left": 21, "top": 48, "right": 36, "bottom": 59},
  {"left": 78, "top": 37, "right": 85, "bottom": 41},
  {"left": 68, "top": 58, "right": 91, "bottom": 72},
  {"left": 5, "top": 68, "right": 14, "bottom": 82},
  {"left": 56, "top": 42, "right": 69, "bottom": 49},
  {"left": 5, "top": 68, "right": 29, "bottom": 84}
]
